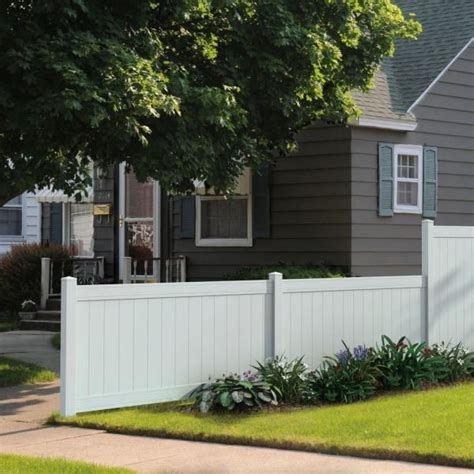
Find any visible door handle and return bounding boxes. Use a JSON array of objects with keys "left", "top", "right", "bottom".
[{"left": 119, "top": 215, "right": 124, "bottom": 227}]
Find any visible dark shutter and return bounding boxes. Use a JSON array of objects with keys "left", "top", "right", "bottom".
[
  {"left": 252, "top": 166, "right": 271, "bottom": 238},
  {"left": 423, "top": 146, "right": 438, "bottom": 218},
  {"left": 378, "top": 143, "right": 394, "bottom": 216},
  {"left": 177, "top": 196, "right": 195, "bottom": 239},
  {"left": 50, "top": 203, "right": 63, "bottom": 244}
]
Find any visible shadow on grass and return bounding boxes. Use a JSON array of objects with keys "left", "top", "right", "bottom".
[{"left": 0, "top": 356, "right": 57, "bottom": 388}]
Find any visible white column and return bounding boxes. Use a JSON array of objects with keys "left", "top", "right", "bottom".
[
  {"left": 60, "top": 276, "right": 77, "bottom": 416},
  {"left": 269, "top": 272, "right": 283, "bottom": 356},
  {"left": 422, "top": 220, "right": 434, "bottom": 344},
  {"left": 40, "top": 257, "right": 51, "bottom": 309}
]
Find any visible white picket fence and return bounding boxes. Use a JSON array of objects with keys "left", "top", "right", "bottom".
[{"left": 60, "top": 221, "right": 474, "bottom": 415}]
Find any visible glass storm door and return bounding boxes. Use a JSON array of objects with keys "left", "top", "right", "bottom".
[{"left": 119, "top": 166, "right": 160, "bottom": 280}]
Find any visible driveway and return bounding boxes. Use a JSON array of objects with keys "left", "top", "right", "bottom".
[{"left": 0, "top": 330, "right": 59, "bottom": 373}]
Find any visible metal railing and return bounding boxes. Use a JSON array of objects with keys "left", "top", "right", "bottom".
[
  {"left": 40, "top": 256, "right": 105, "bottom": 308},
  {"left": 122, "top": 256, "right": 186, "bottom": 284}
]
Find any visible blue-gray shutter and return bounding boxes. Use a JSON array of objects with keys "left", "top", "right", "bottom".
[
  {"left": 252, "top": 166, "right": 271, "bottom": 238},
  {"left": 50, "top": 203, "right": 63, "bottom": 244},
  {"left": 423, "top": 147, "right": 438, "bottom": 218},
  {"left": 177, "top": 196, "right": 195, "bottom": 238},
  {"left": 378, "top": 143, "right": 394, "bottom": 216}
]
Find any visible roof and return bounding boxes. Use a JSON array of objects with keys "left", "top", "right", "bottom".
[{"left": 353, "top": 0, "right": 474, "bottom": 122}]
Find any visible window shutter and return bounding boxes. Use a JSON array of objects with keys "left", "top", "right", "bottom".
[
  {"left": 423, "top": 147, "right": 438, "bottom": 218},
  {"left": 177, "top": 196, "right": 195, "bottom": 239},
  {"left": 378, "top": 143, "right": 394, "bottom": 216},
  {"left": 252, "top": 166, "right": 271, "bottom": 238},
  {"left": 50, "top": 203, "right": 63, "bottom": 244}
]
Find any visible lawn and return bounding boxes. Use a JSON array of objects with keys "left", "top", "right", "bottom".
[
  {"left": 0, "top": 454, "right": 132, "bottom": 473},
  {"left": 0, "top": 357, "right": 57, "bottom": 387},
  {"left": 51, "top": 332, "right": 60, "bottom": 350},
  {"left": 53, "top": 382, "right": 474, "bottom": 468},
  {"left": 0, "top": 320, "right": 16, "bottom": 332}
]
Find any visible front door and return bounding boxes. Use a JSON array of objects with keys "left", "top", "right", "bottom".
[{"left": 119, "top": 165, "right": 160, "bottom": 281}]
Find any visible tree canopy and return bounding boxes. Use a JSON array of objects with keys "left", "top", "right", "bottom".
[{"left": 0, "top": 0, "right": 420, "bottom": 204}]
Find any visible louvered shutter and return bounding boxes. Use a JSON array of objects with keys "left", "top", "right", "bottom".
[
  {"left": 423, "top": 147, "right": 438, "bottom": 218},
  {"left": 176, "top": 196, "right": 195, "bottom": 238},
  {"left": 378, "top": 143, "right": 394, "bottom": 216}
]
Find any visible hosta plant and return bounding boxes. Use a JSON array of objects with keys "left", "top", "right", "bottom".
[
  {"left": 254, "top": 355, "right": 308, "bottom": 403},
  {"left": 189, "top": 371, "right": 280, "bottom": 413},
  {"left": 306, "top": 343, "right": 380, "bottom": 403},
  {"left": 374, "top": 336, "right": 447, "bottom": 390}
]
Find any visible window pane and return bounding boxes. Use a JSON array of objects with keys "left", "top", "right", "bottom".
[
  {"left": 0, "top": 208, "right": 22, "bottom": 235},
  {"left": 201, "top": 199, "right": 247, "bottom": 239},
  {"left": 397, "top": 182, "right": 418, "bottom": 206},
  {"left": 125, "top": 221, "right": 154, "bottom": 275},
  {"left": 125, "top": 172, "right": 153, "bottom": 218},
  {"left": 397, "top": 154, "right": 418, "bottom": 178},
  {"left": 70, "top": 204, "right": 94, "bottom": 257}
]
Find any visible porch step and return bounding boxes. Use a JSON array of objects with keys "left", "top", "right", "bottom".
[
  {"left": 19, "top": 319, "right": 60, "bottom": 331},
  {"left": 35, "top": 310, "right": 61, "bottom": 321},
  {"left": 46, "top": 298, "right": 61, "bottom": 311}
]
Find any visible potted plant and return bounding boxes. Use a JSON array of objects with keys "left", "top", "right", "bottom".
[{"left": 19, "top": 300, "right": 37, "bottom": 320}]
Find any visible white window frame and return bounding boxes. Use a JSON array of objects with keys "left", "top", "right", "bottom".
[
  {"left": 0, "top": 195, "right": 23, "bottom": 237},
  {"left": 195, "top": 194, "right": 253, "bottom": 247},
  {"left": 393, "top": 144, "right": 423, "bottom": 214}
]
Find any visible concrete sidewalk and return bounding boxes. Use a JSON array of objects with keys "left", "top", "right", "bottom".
[{"left": 0, "top": 383, "right": 470, "bottom": 473}]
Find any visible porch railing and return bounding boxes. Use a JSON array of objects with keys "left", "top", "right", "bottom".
[
  {"left": 122, "top": 256, "right": 186, "bottom": 284},
  {"left": 40, "top": 256, "right": 105, "bottom": 308}
]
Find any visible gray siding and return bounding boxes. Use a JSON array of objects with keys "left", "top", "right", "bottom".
[
  {"left": 172, "top": 124, "right": 352, "bottom": 281},
  {"left": 351, "top": 43, "right": 474, "bottom": 276}
]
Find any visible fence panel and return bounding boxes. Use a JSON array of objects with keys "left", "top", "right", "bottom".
[
  {"left": 426, "top": 222, "right": 474, "bottom": 348},
  {"left": 281, "top": 276, "right": 426, "bottom": 368},
  {"left": 63, "top": 280, "right": 272, "bottom": 414}
]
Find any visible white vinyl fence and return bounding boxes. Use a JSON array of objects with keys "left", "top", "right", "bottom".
[{"left": 61, "top": 221, "right": 474, "bottom": 415}]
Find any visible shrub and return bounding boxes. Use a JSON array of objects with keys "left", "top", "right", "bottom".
[
  {"left": 373, "top": 336, "right": 447, "bottom": 390},
  {"left": 0, "top": 243, "right": 71, "bottom": 313},
  {"left": 306, "top": 343, "right": 380, "bottom": 403},
  {"left": 254, "top": 355, "right": 308, "bottom": 404},
  {"left": 225, "top": 264, "right": 347, "bottom": 280},
  {"left": 189, "top": 371, "right": 280, "bottom": 412},
  {"left": 429, "top": 342, "right": 474, "bottom": 383}
]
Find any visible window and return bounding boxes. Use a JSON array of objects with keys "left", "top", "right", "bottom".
[
  {"left": 196, "top": 170, "right": 252, "bottom": 247},
  {"left": 0, "top": 195, "right": 22, "bottom": 236},
  {"left": 393, "top": 145, "right": 423, "bottom": 214}
]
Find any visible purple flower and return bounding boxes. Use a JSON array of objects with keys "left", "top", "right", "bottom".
[
  {"left": 336, "top": 348, "right": 351, "bottom": 365},
  {"left": 353, "top": 345, "right": 370, "bottom": 361}
]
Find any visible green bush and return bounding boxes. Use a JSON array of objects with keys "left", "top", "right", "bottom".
[
  {"left": 429, "top": 342, "right": 474, "bottom": 383},
  {"left": 225, "top": 265, "right": 347, "bottom": 280},
  {"left": 0, "top": 243, "right": 71, "bottom": 313},
  {"left": 189, "top": 371, "right": 280, "bottom": 412},
  {"left": 306, "top": 344, "right": 380, "bottom": 403},
  {"left": 373, "top": 336, "right": 447, "bottom": 390},
  {"left": 254, "top": 355, "right": 308, "bottom": 404}
]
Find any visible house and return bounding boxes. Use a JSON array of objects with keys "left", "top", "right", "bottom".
[{"left": 7, "top": 0, "right": 473, "bottom": 282}]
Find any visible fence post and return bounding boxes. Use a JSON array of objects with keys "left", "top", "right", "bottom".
[
  {"left": 60, "top": 277, "right": 77, "bottom": 416},
  {"left": 122, "top": 257, "right": 132, "bottom": 284},
  {"left": 269, "top": 272, "right": 283, "bottom": 356},
  {"left": 40, "top": 257, "right": 51, "bottom": 309},
  {"left": 422, "top": 220, "right": 434, "bottom": 344}
]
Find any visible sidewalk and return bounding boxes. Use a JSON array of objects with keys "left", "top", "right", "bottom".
[{"left": 0, "top": 383, "right": 470, "bottom": 473}]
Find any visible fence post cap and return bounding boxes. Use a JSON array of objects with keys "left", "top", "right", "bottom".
[
  {"left": 269, "top": 272, "right": 283, "bottom": 280},
  {"left": 62, "top": 276, "right": 77, "bottom": 282},
  {"left": 422, "top": 219, "right": 434, "bottom": 225}
]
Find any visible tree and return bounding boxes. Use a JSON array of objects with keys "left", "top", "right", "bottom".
[{"left": 0, "top": 0, "right": 419, "bottom": 204}]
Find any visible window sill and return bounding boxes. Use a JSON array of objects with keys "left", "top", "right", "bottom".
[
  {"left": 393, "top": 208, "right": 422, "bottom": 215},
  {"left": 0, "top": 235, "right": 24, "bottom": 242},
  {"left": 195, "top": 238, "right": 253, "bottom": 247}
]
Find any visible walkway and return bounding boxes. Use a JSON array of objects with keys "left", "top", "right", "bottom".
[{"left": 0, "top": 333, "right": 470, "bottom": 472}]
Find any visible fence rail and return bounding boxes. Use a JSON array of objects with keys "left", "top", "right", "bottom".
[{"left": 60, "top": 221, "right": 474, "bottom": 416}]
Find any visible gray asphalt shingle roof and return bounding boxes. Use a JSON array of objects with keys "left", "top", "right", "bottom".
[{"left": 353, "top": 0, "right": 474, "bottom": 121}]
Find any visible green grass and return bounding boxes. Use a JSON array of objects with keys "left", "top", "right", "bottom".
[
  {"left": 53, "top": 382, "right": 474, "bottom": 468},
  {"left": 0, "top": 454, "right": 132, "bottom": 473},
  {"left": 0, "top": 320, "right": 16, "bottom": 332},
  {"left": 0, "top": 356, "right": 57, "bottom": 387},
  {"left": 51, "top": 332, "right": 60, "bottom": 350}
]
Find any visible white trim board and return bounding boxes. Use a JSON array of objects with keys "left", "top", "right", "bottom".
[
  {"left": 355, "top": 116, "right": 418, "bottom": 131},
  {"left": 408, "top": 37, "right": 474, "bottom": 113}
]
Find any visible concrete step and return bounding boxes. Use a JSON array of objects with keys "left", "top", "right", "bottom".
[
  {"left": 46, "top": 298, "right": 61, "bottom": 311},
  {"left": 19, "top": 319, "right": 60, "bottom": 331},
  {"left": 36, "top": 310, "right": 61, "bottom": 322}
]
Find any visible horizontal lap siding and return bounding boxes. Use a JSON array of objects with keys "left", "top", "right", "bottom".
[
  {"left": 351, "top": 44, "right": 474, "bottom": 276},
  {"left": 172, "top": 125, "right": 352, "bottom": 281}
]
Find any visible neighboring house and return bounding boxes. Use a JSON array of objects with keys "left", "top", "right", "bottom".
[
  {"left": 36, "top": 0, "right": 474, "bottom": 281},
  {"left": 0, "top": 193, "right": 41, "bottom": 254}
]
